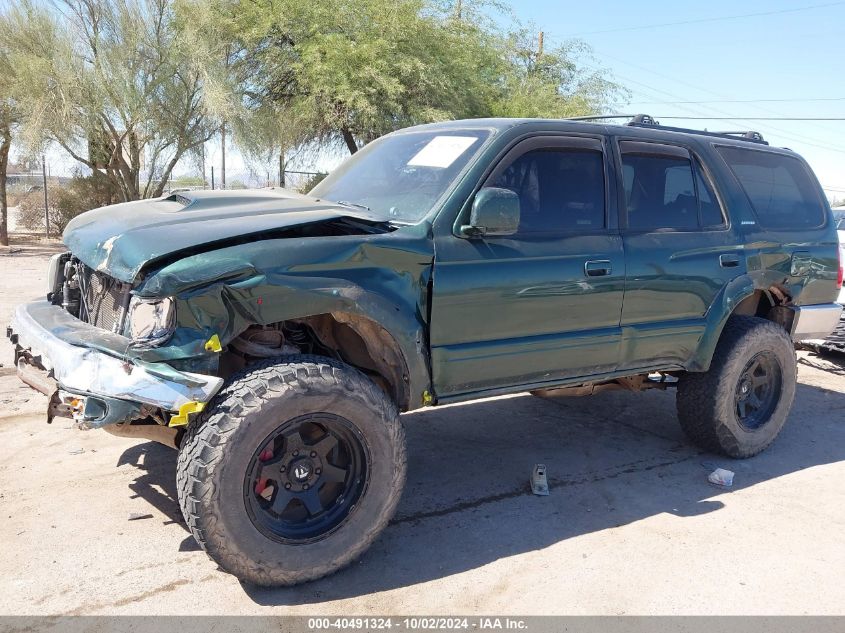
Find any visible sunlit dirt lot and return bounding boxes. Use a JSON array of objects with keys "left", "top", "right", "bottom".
[{"left": 1, "top": 234, "right": 844, "bottom": 615}]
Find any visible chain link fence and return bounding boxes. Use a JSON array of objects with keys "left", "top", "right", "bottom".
[
  {"left": 162, "top": 168, "right": 327, "bottom": 195},
  {"left": 6, "top": 155, "right": 330, "bottom": 240}
]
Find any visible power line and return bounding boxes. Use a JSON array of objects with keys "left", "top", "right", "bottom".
[
  {"left": 656, "top": 116, "right": 845, "bottom": 121},
  {"left": 581, "top": 48, "right": 845, "bottom": 154},
  {"left": 629, "top": 97, "right": 845, "bottom": 105},
  {"left": 581, "top": 63, "right": 845, "bottom": 154},
  {"left": 564, "top": 1, "right": 845, "bottom": 37}
]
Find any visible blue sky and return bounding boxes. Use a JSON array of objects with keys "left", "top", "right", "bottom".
[
  {"left": 512, "top": 0, "right": 844, "bottom": 202},
  {"left": 35, "top": 0, "right": 845, "bottom": 203}
]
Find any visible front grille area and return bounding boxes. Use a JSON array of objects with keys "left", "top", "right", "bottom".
[{"left": 80, "top": 267, "right": 130, "bottom": 333}]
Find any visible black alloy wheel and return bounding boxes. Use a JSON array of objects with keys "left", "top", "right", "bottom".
[
  {"left": 734, "top": 351, "right": 783, "bottom": 430},
  {"left": 244, "top": 413, "right": 369, "bottom": 544}
]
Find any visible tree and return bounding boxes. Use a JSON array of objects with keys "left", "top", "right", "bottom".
[
  {"left": 209, "top": 0, "right": 623, "bottom": 156},
  {"left": 0, "top": 103, "right": 15, "bottom": 247},
  {"left": 0, "top": 7, "right": 23, "bottom": 246},
  {"left": 7, "top": 0, "right": 225, "bottom": 202},
  {"left": 492, "top": 33, "right": 624, "bottom": 118}
]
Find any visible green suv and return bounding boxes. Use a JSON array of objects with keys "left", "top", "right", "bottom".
[{"left": 8, "top": 117, "right": 843, "bottom": 585}]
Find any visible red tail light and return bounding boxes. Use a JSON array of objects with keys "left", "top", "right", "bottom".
[{"left": 838, "top": 247, "right": 844, "bottom": 289}]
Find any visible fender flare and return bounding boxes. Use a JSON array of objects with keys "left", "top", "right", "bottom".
[
  {"left": 167, "top": 273, "right": 432, "bottom": 410},
  {"left": 688, "top": 272, "right": 782, "bottom": 372}
]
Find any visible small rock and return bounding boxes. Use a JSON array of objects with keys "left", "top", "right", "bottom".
[
  {"left": 128, "top": 512, "right": 153, "bottom": 521},
  {"left": 68, "top": 447, "right": 84, "bottom": 455}
]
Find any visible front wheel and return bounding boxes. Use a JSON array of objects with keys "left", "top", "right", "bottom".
[
  {"left": 176, "top": 355, "right": 406, "bottom": 586},
  {"left": 676, "top": 316, "right": 797, "bottom": 458}
]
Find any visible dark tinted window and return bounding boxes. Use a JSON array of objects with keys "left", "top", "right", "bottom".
[
  {"left": 695, "top": 158, "right": 725, "bottom": 227},
  {"left": 835, "top": 212, "right": 845, "bottom": 230},
  {"left": 717, "top": 146, "right": 825, "bottom": 229},
  {"left": 622, "top": 154, "right": 699, "bottom": 230},
  {"left": 490, "top": 148, "right": 605, "bottom": 233}
]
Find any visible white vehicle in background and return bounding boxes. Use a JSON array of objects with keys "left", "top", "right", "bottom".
[
  {"left": 816, "top": 207, "right": 845, "bottom": 352},
  {"left": 837, "top": 208, "right": 845, "bottom": 304}
]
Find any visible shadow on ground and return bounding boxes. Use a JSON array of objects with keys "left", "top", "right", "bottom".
[{"left": 116, "top": 360, "right": 845, "bottom": 605}]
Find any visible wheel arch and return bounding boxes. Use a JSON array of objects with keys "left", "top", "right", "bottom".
[
  {"left": 190, "top": 279, "right": 432, "bottom": 412},
  {"left": 689, "top": 274, "right": 793, "bottom": 372}
]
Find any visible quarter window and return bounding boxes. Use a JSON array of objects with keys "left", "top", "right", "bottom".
[
  {"left": 489, "top": 148, "right": 605, "bottom": 233},
  {"left": 716, "top": 146, "right": 825, "bottom": 229}
]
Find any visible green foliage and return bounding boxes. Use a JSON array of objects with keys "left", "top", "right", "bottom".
[
  {"left": 0, "top": 5, "right": 23, "bottom": 245},
  {"left": 301, "top": 172, "right": 327, "bottom": 194},
  {"left": 1, "top": 0, "right": 627, "bottom": 217},
  {"left": 205, "top": 0, "right": 623, "bottom": 155},
  {"left": 492, "top": 36, "right": 623, "bottom": 118},
  {"left": 170, "top": 175, "right": 206, "bottom": 187},
  {"left": 3, "top": 0, "right": 226, "bottom": 201}
]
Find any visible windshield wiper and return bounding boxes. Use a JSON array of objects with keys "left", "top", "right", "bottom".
[{"left": 334, "top": 200, "right": 372, "bottom": 212}]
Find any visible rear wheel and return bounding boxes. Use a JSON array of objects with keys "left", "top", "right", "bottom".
[
  {"left": 676, "top": 316, "right": 797, "bottom": 458},
  {"left": 176, "top": 355, "right": 406, "bottom": 586}
]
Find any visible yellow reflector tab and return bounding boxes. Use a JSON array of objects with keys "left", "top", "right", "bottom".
[
  {"left": 204, "top": 334, "right": 222, "bottom": 353},
  {"left": 169, "top": 401, "right": 206, "bottom": 427},
  {"left": 422, "top": 390, "right": 434, "bottom": 406}
]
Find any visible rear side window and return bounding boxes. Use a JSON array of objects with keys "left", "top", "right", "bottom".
[
  {"left": 620, "top": 142, "right": 724, "bottom": 231},
  {"left": 717, "top": 146, "right": 825, "bottom": 229}
]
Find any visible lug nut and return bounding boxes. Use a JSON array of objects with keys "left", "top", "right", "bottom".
[
  {"left": 310, "top": 451, "right": 317, "bottom": 457},
  {"left": 284, "top": 483, "right": 291, "bottom": 490},
  {"left": 303, "top": 483, "right": 309, "bottom": 490},
  {"left": 315, "top": 468, "right": 322, "bottom": 475},
  {"left": 293, "top": 450, "right": 299, "bottom": 456},
  {"left": 280, "top": 465, "right": 286, "bottom": 472}
]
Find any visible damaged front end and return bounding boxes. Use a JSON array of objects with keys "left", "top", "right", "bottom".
[
  {"left": 8, "top": 261, "right": 223, "bottom": 436},
  {"left": 9, "top": 188, "right": 435, "bottom": 446}
]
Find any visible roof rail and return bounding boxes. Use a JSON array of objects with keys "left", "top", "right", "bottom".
[
  {"left": 562, "top": 113, "right": 769, "bottom": 145},
  {"left": 624, "top": 114, "right": 768, "bottom": 145}
]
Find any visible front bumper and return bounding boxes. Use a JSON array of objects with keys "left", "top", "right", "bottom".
[
  {"left": 8, "top": 300, "right": 223, "bottom": 423},
  {"left": 790, "top": 303, "right": 844, "bottom": 341}
]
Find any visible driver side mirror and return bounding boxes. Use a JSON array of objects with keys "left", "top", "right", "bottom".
[{"left": 460, "top": 187, "right": 520, "bottom": 238}]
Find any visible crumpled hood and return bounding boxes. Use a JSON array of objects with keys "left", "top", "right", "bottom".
[{"left": 63, "top": 189, "right": 387, "bottom": 283}]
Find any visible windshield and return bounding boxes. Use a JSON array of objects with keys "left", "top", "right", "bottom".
[{"left": 311, "top": 129, "right": 491, "bottom": 223}]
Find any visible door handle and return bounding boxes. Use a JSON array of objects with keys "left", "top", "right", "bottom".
[
  {"left": 719, "top": 254, "right": 740, "bottom": 268},
  {"left": 584, "top": 260, "right": 612, "bottom": 277}
]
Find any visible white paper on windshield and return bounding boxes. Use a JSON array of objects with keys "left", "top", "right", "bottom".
[{"left": 407, "top": 136, "right": 478, "bottom": 169}]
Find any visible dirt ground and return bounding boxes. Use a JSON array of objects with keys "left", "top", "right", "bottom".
[{"left": 1, "top": 235, "right": 844, "bottom": 615}]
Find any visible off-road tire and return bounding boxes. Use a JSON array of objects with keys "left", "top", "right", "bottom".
[
  {"left": 676, "top": 316, "right": 797, "bottom": 458},
  {"left": 176, "top": 355, "right": 406, "bottom": 586}
]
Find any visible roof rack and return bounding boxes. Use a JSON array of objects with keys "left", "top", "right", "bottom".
[{"left": 563, "top": 113, "right": 769, "bottom": 145}]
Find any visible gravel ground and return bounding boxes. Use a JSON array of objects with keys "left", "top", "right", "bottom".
[{"left": 1, "top": 241, "right": 844, "bottom": 615}]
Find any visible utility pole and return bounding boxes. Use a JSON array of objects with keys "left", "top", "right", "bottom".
[
  {"left": 201, "top": 144, "right": 206, "bottom": 188},
  {"left": 211, "top": 165, "right": 215, "bottom": 190},
  {"left": 538, "top": 31, "right": 544, "bottom": 56},
  {"left": 41, "top": 156, "right": 49, "bottom": 238},
  {"left": 220, "top": 122, "right": 227, "bottom": 189},
  {"left": 279, "top": 153, "right": 285, "bottom": 188}
]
